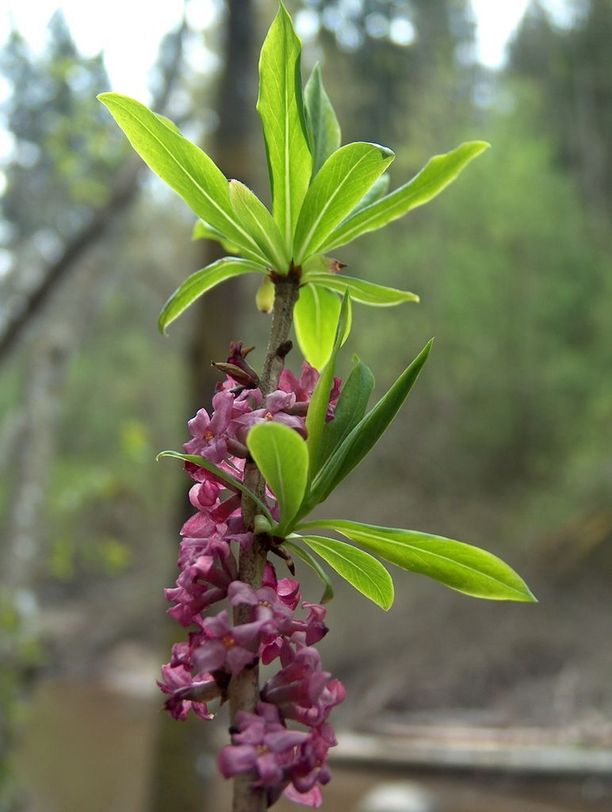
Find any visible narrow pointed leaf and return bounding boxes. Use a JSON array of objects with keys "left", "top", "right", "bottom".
[
  {"left": 157, "top": 451, "right": 272, "bottom": 522},
  {"left": 350, "top": 172, "right": 390, "bottom": 216},
  {"left": 301, "top": 254, "right": 336, "bottom": 275},
  {"left": 304, "top": 340, "right": 432, "bottom": 510},
  {"left": 98, "top": 93, "right": 266, "bottom": 263},
  {"left": 305, "top": 293, "right": 351, "bottom": 478},
  {"left": 304, "top": 63, "right": 341, "bottom": 175},
  {"left": 158, "top": 258, "right": 265, "bottom": 333},
  {"left": 284, "top": 539, "right": 334, "bottom": 603},
  {"left": 320, "top": 141, "right": 490, "bottom": 253},
  {"left": 192, "top": 219, "right": 241, "bottom": 254},
  {"left": 257, "top": 3, "right": 312, "bottom": 249},
  {"left": 229, "top": 180, "right": 290, "bottom": 270},
  {"left": 155, "top": 113, "right": 181, "bottom": 133},
  {"left": 304, "top": 272, "right": 419, "bottom": 306},
  {"left": 299, "top": 520, "right": 536, "bottom": 603},
  {"left": 294, "top": 284, "right": 341, "bottom": 371},
  {"left": 246, "top": 422, "right": 309, "bottom": 533},
  {"left": 320, "top": 356, "right": 374, "bottom": 463},
  {"left": 299, "top": 535, "right": 394, "bottom": 610},
  {"left": 293, "top": 142, "right": 395, "bottom": 263}
]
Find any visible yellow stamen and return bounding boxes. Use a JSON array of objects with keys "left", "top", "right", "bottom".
[{"left": 222, "top": 634, "right": 235, "bottom": 649}]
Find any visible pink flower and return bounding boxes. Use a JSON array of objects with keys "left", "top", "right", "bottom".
[
  {"left": 192, "top": 609, "right": 272, "bottom": 675},
  {"left": 277, "top": 578, "right": 301, "bottom": 610},
  {"left": 261, "top": 599, "right": 329, "bottom": 665},
  {"left": 283, "top": 784, "right": 323, "bottom": 808},
  {"left": 278, "top": 363, "right": 320, "bottom": 403},
  {"left": 288, "top": 725, "right": 335, "bottom": 793},
  {"left": 262, "top": 648, "right": 344, "bottom": 728},
  {"left": 232, "top": 389, "right": 305, "bottom": 443},
  {"left": 301, "top": 603, "right": 328, "bottom": 646},
  {"left": 189, "top": 480, "right": 222, "bottom": 509},
  {"left": 160, "top": 360, "right": 345, "bottom": 809},
  {"left": 228, "top": 582, "right": 295, "bottom": 629},
  {"left": 184, "top": 391, "right": 235, "bottom": 462},
  {"left": 166, "top": 540, "right": 237, "bottom": 627},
  {"left": 158, "top": 663, "right": 215, "bottom": 721},
  {"left": 279, "top": 362, "right": 341, "bottom": 421},
  {"left": 218, "top": 702, "right": 308, "bottom": 788}
]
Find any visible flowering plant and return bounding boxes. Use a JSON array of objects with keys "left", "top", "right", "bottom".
[{"left": 99, "top": 4, "right": 535, "bottom": 810}]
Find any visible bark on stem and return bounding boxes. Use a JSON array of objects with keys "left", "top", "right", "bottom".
[{"left": 229, "top": 272, "right": 300, "bottom": 812}]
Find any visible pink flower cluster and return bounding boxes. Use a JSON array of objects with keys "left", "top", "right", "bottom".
[{"left": 158, "top": 345, "right": 344, "bottom": 808}]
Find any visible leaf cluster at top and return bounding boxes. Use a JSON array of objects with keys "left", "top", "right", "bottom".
[{"left": 98, "top": 2, "right": 487, "bottom": 345}]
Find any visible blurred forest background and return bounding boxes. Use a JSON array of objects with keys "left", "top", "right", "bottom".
[{"left": 1, "top": 1, "right": 611, "bottom": 810}]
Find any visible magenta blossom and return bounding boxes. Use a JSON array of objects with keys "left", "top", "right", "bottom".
[
  {"left": 262, "top": 564, "right": 301, "bottom": 610},
  {"left": 278, "top": 363, "right": 319, "bottom": 403},
  {"left": 288, "top": 725, "right": 336, "bottom": 794},
  {"left": 232, "top": 389, "right": 305, "bottom": 443},
  {"left": 279, "top": 362, "right": 341, "bottom": 420},
  {"left": 228, "top": 582, "right": 296, "bottom": 628},
  {"left": 261, "top": 601, "right": 329, "bottom": 665},
  {"left": 283, "top": 784, "right": 323, "bottom": 808},
  {"left": 158, "top": 663, "right": 215, "bottom": 721},
  {"left": 160, "top": 357, "right": 345, "bottom": 808},
  {"left": 184, "top": 390, "right": 235, "bottom": 462},
  {"left": 218, "top": 702, "right": 308, "bottom": 789},
  {"left": 166, "top": 540, "right": 237, "bottom": 627},
  {"left": 193, "top": 609, "right": 272, "bottom": 675},
  {"left": 262, "top": 647, "right": 345, "bottom": 728}
]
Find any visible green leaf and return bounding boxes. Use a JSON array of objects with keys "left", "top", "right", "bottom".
[
  {"left": 98, "top": 93, "right": 267, "bottom": 264},
  {"left": 299, "top": 535, "right": 394, "bottom": 610},
  {"left": 304, "top": 272, "right": 419, "bottom": 307},
  {"left": 156, "top": 450, "right": 273, "bottom": 522},
  {"left": 304, "top": 340, "right": 432, "bottom": 510},
  {"left": 320, "top": 356, "right": 374, "bottom": 463},
  {"left": 284, "top": 538, "right": 334, "bottom": 603},
  {"left": 229, "top": 180, "right": 290, "bottom": 270},
  {"left": 155, "top": 113, "right": 182, "bottom": 134},
  {"left": 158, "top": 257, "right": 264, "bottom": 333},
  {"left": 191, "top": 219, "right": 241, "bottom": 254},
  {"left": 293, "top": 142, "right": 395, "bottom": 263},
  {"left": 294, "top": 284, "right": 341, "bottom": 371},
  {"left": 257, "top": 3, "right": 312, "bottom": 250},
  {"left": 299, "top": 520, "right": 537, "bottom": 603},
  {"left": 304, "top": 63, "right": 341, "bottom": 176},
  {"left": 305, "top": 293, "right": 351, "bottom": 478},
  {"left": 320, "top": 141, "right": 490, "bottom": 253},
  {"left": 350, "top": 172, "right": 390, "bottom": 216},
  {"left": 246, "top": 422, "right": 309, "bottom": 533},
  {"left": 301, "top": 254, "right": 330, "bottom": 275}
]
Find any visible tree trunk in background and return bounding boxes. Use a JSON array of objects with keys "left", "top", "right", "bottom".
[
  {"left": 149, "top": 2, "right": 256, "bottom": 809},
  {"left": 189, "top": 0, "right": 257, "bottom": 410}
]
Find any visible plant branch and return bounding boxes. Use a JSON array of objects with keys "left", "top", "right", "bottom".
[{"left": 229, "top": 273, "right": 300, "bottom": 812}]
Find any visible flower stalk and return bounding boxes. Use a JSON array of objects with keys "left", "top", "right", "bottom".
[{"left": 230, "top": 273, "right": 300, "bottom": 812}]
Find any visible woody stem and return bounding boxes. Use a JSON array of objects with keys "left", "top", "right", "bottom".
[{"left": 229, "top": 271, "right": 300, "bottom": 812}]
